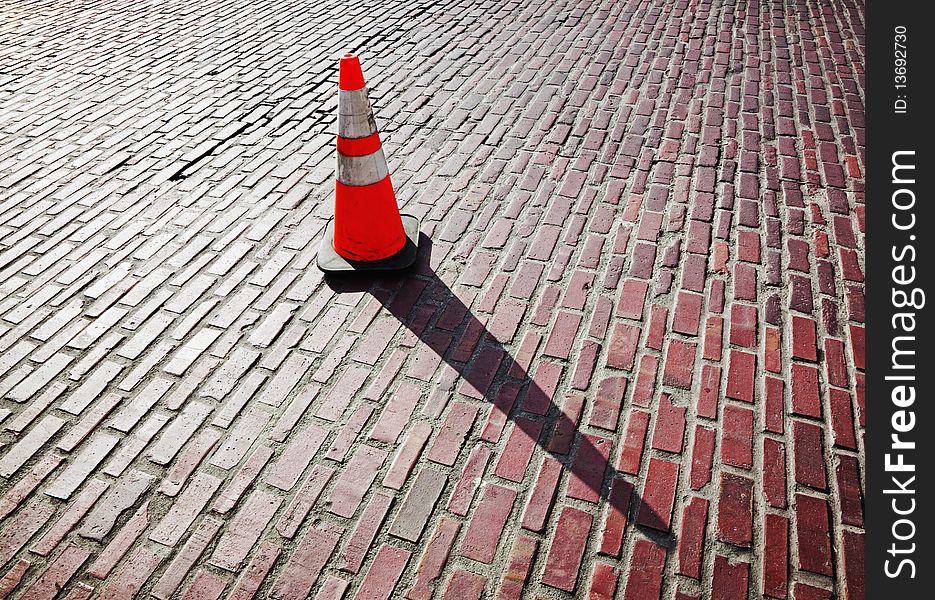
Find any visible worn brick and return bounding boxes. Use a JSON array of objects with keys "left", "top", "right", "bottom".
[
  {"left": 494, "top": 417, "right": 543, "bottom": 482},
  {"left": 690, "top": 426, "right": 716, "bottom": 491},
  {"left": 370, "top": 383, "right": 422, "bottom": 443},
  {"left": 270, "top": 524, "right": 342, "bottom": 599},
  {"left": 606, "top": 322, "right": 640, "bottom": 370},
  {"left": 597, "top": 477, "right": 632, "bottom": 558},
  {"left": 447, "top": 444, "right": 491, "bottom": 517},
  {"left": 341, "top": 492, "right": 394, "bottom": 574},
  {"left": 717, "top": 473, "right": 753, "bottom": 548},
  {"left": 672, "top": 292, "right": 703, "bottom": 336},
  {"left": 721, "top": 405, "right": 753, "bottom": 469},
  {"left": 390, "top": 468, "right": 447, "bottom": 543},
  {"left": 441, "top": 569, "right": 485, "bottom": 600},
  {"left": 210, "top": 489, "right": 282, "bottom": 571},
  {"left": 663, "top": 339, "right": 696, "bottom": 389},
  {"left": 87, "top": 501, "right": 150, "bottom": 579},
  {"left": 150, "top": 473, "right": 222, "bottom": 547},
  {"left": 541, "top": 507, "right": 592, "bottom": 592},
  {"left": 0, "top": 502, "right": 55, "bottom": 569},
  {"left": 622, "top": 539, "right": 666, "bottom": 600},
  {"left": 793, "top": 420, "right": 827, "bottom": 490},
  {"left": 711, "top": 555, "right": 749, "bottom": 600},
  {"left": 383, "top": 423, "right": 433, "bottom": 490},
  {"left": 677, "top": 496, "right": 709, "bottom": 580},
  {"left": 265, "top": 423, "right": 327, "bottom": 490},
  {"left": 459, "top": 484, "right": 516, "bottom": 564},
  {"left": 0, "top": 415, "right": 65, "bottom": 478},
  {"left": 795, "top": 493, "right": 834, "bottom": 576},
  {"left": 567, "top": 434, "right": 610, "bottom": 503},
  {"left": 351, "top": 543, "right": 410, "bottom": 600},
  {"left": 406, "top": 516, "right": 461, "bottom": 600},
  {"left": 426, "top": 401, "right": 478, "bottom": 466},
  {"left": 98, "top": 546, "right": 161, "bottom": 600},
  {"left": 791, "top": 363, "right": 822, "bottom": 418},
  {"left": 151, "top": 516, "right": 224, "bottom": 599},
  {"left": 213, "top": 445, "right": 274, "bottom": 514},
  {"left": 496, "top": 535, "right": 537, "bottom": 599},
  {"left": 652, "top": 394, "right": 686, "bottom": 454},
  {"left": 763, "top": 513, "right": 789, "bottom": 598},
  {"left": 638, "top": 458, "right": 680, "bottom": 531},
  {"left": 45, "top": 432, "right": 120, "bottom": 500},
  {"left": 725, "top": 350, "right": 755, "bottom": 402}
]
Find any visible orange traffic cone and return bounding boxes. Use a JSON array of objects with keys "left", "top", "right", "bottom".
[{"left": 317, "top": 53, "right": 420, "bottom": 272}]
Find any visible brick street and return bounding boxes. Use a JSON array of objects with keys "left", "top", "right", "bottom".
[{"left": 0, "top": 0, "right": 865, "bottom": 598}]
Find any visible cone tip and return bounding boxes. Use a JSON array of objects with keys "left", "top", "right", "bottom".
[{"left": 339, "top": 53, "right": 365, "bottom": 91}]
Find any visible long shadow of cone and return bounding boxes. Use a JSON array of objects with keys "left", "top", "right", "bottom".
[{"left": 324, "top": 235, "right": 672, "bottom": 548}]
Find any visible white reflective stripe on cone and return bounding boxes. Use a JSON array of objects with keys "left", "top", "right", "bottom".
[
  {"left": 338, "top": 88, "right": 372, "bottom": 115},
  {"left": 338, "top": 111, "right": 378, "bottom": 140},
  {"left": 338, "top": 89, "right": 379, "bottom": 139},
  {"left": 336, "top": 148, "right": 389, "bottom": 186}
]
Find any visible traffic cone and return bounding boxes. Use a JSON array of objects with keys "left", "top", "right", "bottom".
[{"left": 317, "top": 53, "right": 420, "bottom": 272}]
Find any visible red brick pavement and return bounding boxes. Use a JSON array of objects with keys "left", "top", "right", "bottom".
[{"left": 0, "top": 0, "right": 865, "bottom": 598}]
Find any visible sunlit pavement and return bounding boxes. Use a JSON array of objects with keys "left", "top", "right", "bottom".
[{"left": 0, "top": 0, "right": 865, "bottom": 598}]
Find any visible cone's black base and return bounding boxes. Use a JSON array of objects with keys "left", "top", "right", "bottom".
[{"left": 317, "top": 215, "right": 420, "bottom": 272}]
